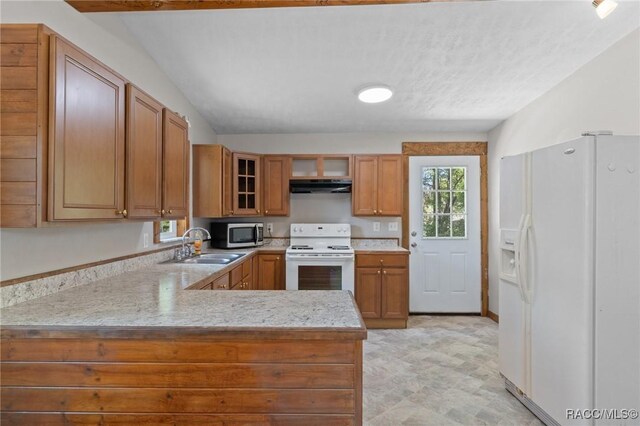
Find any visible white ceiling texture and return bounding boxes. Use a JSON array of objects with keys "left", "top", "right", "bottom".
[{"left": 118, "top": 1, "right": 640, "bottom": 134}]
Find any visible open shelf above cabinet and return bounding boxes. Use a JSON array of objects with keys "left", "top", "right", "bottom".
[{"left": 290, "top": 155, "right": 352, "bottom": 180}]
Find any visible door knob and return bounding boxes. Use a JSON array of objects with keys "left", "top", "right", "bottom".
[
  {"left": 411, "top": 242, "right": 417, "bottom": 248},
  {"left": 411, "top": 231, "right": 417, "bottom": 237}
]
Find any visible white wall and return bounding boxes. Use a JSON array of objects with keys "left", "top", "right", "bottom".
[
  {"left": 0, "top": 1, "right": 218, "bottom": 281},
  {"left": 216, "top": 132, "right": 487, "bottom": 239},
  {"left": 487, "top": 29, "right": 640, "bottom": 313}
]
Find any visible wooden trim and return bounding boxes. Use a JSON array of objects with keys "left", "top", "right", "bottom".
[
  {"left": 0, "top": 244, "right": 180, "bottom": 288},
  {"left": 65, "top": 0, "right": 467, "bottom": 13},
  {"left": 401, "top": 141, "right": 489, "bottom": 317},
  {"left": 1, "top": 326, "right": 367, "bottom": 341},
  {"left": 363, "top": 318, "right": 407, "bottom": 329},
  {"left": 402, "top": 141, "right": 487, "bottom": 156},
  {"left": 487, "top": 310, "right": 499, "bottom": 323}
]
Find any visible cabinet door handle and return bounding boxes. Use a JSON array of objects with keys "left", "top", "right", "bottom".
[
  {"left": 168, "top": 209, "right": 173, "bottom": 214},
  {"left": 160, "top": 209, "right": 165, "bottom": 216},
  {"left": 116, "top": 209, "right": 127, "bottom": 217}
]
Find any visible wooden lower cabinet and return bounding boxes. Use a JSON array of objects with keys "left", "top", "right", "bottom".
[
  {"left": 257, "top": 252, "right": 285, "bottom": 290},
  {"left": 355, "top": 268, "right": 382, "bottom": 319},
  {"left": 0, "top": 333, "right": 364, "bottom": 425},
  {"left": 354, "top": 253, "right": 409, "bottom": 329}
]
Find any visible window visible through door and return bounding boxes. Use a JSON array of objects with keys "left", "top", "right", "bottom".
[{"left": 422, "top": 166, "right": 467, "bottom": 239}]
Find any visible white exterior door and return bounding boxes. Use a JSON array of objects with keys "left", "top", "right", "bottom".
[{"left": 409, "top": 156, "right": 481, "bottom": 313}]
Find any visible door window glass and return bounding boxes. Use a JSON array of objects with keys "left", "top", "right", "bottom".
[{"left": 422, "top": 167, "right": 467, "bottom": 238}]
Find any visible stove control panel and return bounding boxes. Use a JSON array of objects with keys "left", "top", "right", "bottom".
[{"left": 290, "top": 223, "right": 351, "bottom": 237}]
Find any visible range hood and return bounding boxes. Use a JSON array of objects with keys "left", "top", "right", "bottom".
[{"left": 289, "top": 179, "right": 352, "bottom": 194}]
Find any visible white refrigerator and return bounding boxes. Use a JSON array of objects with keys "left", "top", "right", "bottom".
[{"left": 498, "top": 133, "right": 640, "bottom": 426}]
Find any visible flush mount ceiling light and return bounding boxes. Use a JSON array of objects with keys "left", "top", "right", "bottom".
[
  {"left": 593, "top": 0, "right": 618, "bottom": 19},
  {"left": 358, "top": 86, "right": 393, "bottom": 104}
]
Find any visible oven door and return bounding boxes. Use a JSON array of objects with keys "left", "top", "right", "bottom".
[{"left": 285, "top": 255, "right": 355, "bottom": 292}]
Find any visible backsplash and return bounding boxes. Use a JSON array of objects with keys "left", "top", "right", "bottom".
[
  {"left": 0, "top": 248, "right": 175, "bottom": 308},
  {"left": 197, "top": 193, "right": 401, "bottom": 239}
]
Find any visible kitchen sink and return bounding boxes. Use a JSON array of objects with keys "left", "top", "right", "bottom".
[{"left": 170, "top": 253, "right": 246, "bottom": 265}]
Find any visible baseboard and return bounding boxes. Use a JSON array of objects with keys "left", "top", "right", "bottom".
[
  {"left": 487, "top": 310, "right": 499, "bottom": 323},
  {"left": 364, "top": 318, "right": 407, "bottom": 329}
]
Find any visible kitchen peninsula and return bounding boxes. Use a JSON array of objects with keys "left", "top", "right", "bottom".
[{"left": 0, "top": 256, "right": 366, "bottom": 425}]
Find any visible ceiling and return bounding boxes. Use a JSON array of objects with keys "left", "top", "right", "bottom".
[{"left": 118, "top": 1, "right": 640, "bottom": 134}]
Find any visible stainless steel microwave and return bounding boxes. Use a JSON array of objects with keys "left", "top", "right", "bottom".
[{"left": 210, "top": 222, "right": 264, "bottom": 249}]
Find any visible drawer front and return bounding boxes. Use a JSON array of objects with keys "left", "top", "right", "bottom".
[
  {"left": 356, "top": 254, "right": 408, "bottom": 268},
  {"left": 212, "top": 273, "right": 230, "bottom": 290}
]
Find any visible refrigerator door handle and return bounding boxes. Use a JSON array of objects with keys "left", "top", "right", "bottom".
[
  {"left": 514, "top": 214, "right": 528, "bottom": 303},
  {"left": 518, "top": 214, "right": 532, "bottom": 303}
]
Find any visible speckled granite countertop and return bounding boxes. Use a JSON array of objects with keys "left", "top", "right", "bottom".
[{"left": 0, "top": 249, "right": 366, "bottom": 340}]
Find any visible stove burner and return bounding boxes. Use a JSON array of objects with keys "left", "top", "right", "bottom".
[
  {"left": 328, "top": 245, "right": 350, "bottom": 250},
  {"left": 291, "top": 245, "right": 313, "bottom": 250}
]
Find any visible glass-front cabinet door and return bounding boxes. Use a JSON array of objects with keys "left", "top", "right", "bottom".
[{"left": 232, "top": 153, "right": 262, "bottom": 215}]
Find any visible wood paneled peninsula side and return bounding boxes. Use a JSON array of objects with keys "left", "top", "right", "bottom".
[{"left": 0, "top": 255, "right": 366, "bottom": 425}]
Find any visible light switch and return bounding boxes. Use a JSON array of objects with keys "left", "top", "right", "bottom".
[
  {"left": 373, "top": 222, "right": 381, "bottom": 232},
  {"left": 388, "top": 222, "right": 399, "bottom": 231}
]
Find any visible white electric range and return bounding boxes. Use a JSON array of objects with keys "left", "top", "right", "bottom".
[{"left": 285, "top": 223, "right": 355, "bottom": 292}]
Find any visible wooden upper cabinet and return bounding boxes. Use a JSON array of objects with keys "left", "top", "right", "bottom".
[
  {"left": 223, "top": 147, "right": 233, "bottom": 216},
  {"left": 353, "top": 155, "right": 402, "bottom": 217},
  {"left": 162, "top": 109, "right": 189, "bottom": 219},
  {"left": 233, "top": 152, "right": 262, "bottom": 216},
  {"left": 263, "top": 155, "right": 291, "bottom": 216},
  {"left": 377, "top": 155, "right": 403, "bottom": 216},
  {"left": 125, "top": 85, "right": 163, "bottom": 219},
  {"left": 49, "top": 35, "right": 126, "bottom": 221},
  {"left": 352, "top": 156, "right": 378, "bottom": 216},
  {"left": 193, "top": 144, "right": 232, "bottom": 218}
]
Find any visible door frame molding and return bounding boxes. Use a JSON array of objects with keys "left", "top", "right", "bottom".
[{"left": 402, "top": 141, "right": 489, "bottom": 316}]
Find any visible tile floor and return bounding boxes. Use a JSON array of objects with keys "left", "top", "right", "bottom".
[{"left": 363, "top": 315, "right": 542, "bottom": 425}]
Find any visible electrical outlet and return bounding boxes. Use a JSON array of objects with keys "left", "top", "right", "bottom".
[
  {"left": 143, "top": 233, "right": 149, "bottom": 248},
  {"left": 388, "top": 222, "right": 399, "bottom": 231},
  {"left": 266, "top": 223, "right": 274, "bottom": 233},
  {"left": 373, "top": 222, "right": 381, "bottom": 232}
]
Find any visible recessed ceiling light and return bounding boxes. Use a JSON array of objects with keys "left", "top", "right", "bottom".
[
  {"left": 593, "top": 0, "right": 618, "bottom": 19},
  {"left": 358, "top": 86, "right": 393, "bottom": 104}
]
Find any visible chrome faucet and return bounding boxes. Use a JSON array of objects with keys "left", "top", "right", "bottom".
[{"left": 176, "top": 227, "right": 212, "bottom": 259}]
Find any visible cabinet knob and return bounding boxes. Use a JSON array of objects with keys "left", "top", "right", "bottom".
[
  {"left": 380, "top": 259, "right": 384, "bottom": 263},
  {"left": 379, "top": 210, "right": 382, "bottom": 214},
  {"left": 377, "top": 270, "right": 381, "bottom": 274},
  {"left": 276, "top": 257, "right": 280, "bottom": 260},
  {"left": 168, "top": 209, "right": 173, "bottom": 214},
  {"left": 160, "top": 209, "right": 165, "bottom": 216},
  {"left": 383, "top": 270, "right": 387, "bottom": 275},
  {"left": 257, "top": 209, "right": 261, "bottom": 214},
  {"left": 265, "top": 210, "right": 269, "bottom": 214},
  {"left": 373, "top": 209, "right": 377, "bottom": 214},
  {"left": 116, "top": 209, "right": 127, "bottom": 217}
]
